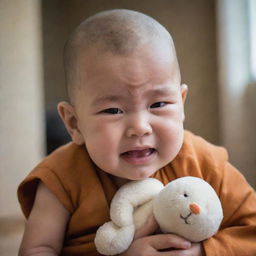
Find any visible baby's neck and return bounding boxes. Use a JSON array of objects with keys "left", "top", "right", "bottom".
[{"left": 112, "top": 176, "right": 129, "bottom": 188}]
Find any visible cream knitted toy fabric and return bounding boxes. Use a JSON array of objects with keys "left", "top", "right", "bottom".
[{"left": 95, "top": 176, "right": 223, "bottom": 255}]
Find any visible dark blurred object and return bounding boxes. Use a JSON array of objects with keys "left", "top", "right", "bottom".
[{"left": 46, "top": 110, "right": 71, "bottom": 154}]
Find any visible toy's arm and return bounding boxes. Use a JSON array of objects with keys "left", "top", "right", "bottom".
[
  {"left": 95, "top": 178, "right": 164, "bottom": 255},
  {"left": 110, "top": 178, "right": 164, "bottom": 227},
  {"left": 203, "top": 162, "right": 256, "bottom": 255}
]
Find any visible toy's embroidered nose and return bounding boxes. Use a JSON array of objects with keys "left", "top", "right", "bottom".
[{"left": 189, "top": 203, "right": 200, "bottom": 214}]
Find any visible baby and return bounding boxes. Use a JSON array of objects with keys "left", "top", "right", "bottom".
[{"left": 18, "top": 9, "right": 256, "bottom": 256}]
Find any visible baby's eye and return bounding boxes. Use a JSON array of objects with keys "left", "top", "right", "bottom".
[
  {"left": 150, "top": 102, "right": 167, "bottom": 108},
  {"left": 100, "top": 108, "right": 123, "bottom": 114}
]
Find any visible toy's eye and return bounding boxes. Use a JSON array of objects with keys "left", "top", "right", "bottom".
[{"left": 183, "top": 193, "right": 188, "bottom": 197}]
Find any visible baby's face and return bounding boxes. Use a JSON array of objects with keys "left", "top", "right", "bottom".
[{"left": 73, "top": 45, "right": 187, "bottom": 180}]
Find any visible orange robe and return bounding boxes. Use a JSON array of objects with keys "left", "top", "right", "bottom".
[{"left": 18, "top": 131, "right": 256, "bottom": 255}]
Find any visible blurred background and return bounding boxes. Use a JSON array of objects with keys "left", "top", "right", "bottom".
[{"left": 1, "top": 0, "right": 256, "bottom": 255}]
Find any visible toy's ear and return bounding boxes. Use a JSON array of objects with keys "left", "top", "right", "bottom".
[
  {"left": 57, "top": 101, "right": 84, "bottom": 145},
  {"left": 95, "top": 221, "right": 135, "bottom": 255},
  {"left": 110, "top": 178, "right": 164, "bottom": 227},
  {"left": 95, "top": 179, "right": 164, "bottom": 256}
]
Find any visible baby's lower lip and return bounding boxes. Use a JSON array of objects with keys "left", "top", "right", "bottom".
[{"left": 120, "top": 148, "right": 156, "bottom": 165}]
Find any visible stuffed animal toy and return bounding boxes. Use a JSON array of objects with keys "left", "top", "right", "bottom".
[{"left": 94, "top": 176, "right": 223, "bottom": 255}]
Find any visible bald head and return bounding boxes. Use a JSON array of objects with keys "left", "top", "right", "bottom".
[{"left": 64, "top": 9, "right": 180, "bottom": 101}]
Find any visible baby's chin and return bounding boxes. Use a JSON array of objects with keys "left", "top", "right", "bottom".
[
  {"left": 99, "top": 159, "right": 164, "bottom": 182},
  {"left": 108, "top": 168, "right": 155, "bottom": 183},
  {"left": 123, "top": 167, "right": 159, "bottom": 181}
]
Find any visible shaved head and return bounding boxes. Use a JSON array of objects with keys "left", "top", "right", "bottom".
[{"left": 64, "top": 9, "right": 180, "bottom": 101}]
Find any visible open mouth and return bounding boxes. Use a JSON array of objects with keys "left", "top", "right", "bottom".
[{"left": 120, "top": 148, "right": 156, "bottom": 165}]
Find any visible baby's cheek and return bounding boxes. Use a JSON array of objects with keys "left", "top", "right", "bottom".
[
  {"left": 157, "top": 123, "right": 184, "bottom": 154},
  {"left": 85, "top": 140, "right": 109, "bottom": 169},
  {"left": 156, "top": 120, "right": 183, "bottom": 138},
  {"left": 84, "top": 128, "right": 116, "bottom": 156}
]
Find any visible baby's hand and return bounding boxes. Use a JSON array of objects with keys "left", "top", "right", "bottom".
[
  {"left": 161, "top": 243, "right": 205, "bottom": 256},
  {"left": 119, "top": 214, "right": 205, "bottom": 256},
  {"left": 134, "top": 214, "right": 159, "bottom": 239},
  {"left": 119, "top": 233, "right": 192, "bottom": 256}
]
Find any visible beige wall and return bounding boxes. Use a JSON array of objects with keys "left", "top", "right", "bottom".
[
  {"left": 42, "top": 0, "right": 219, "bottom": 144},
  {"left": 217, "top": 0, "right": 256, "bottom": 188},
  {"left": 0, "top": 0, "right": 45, "bottom": 218}
]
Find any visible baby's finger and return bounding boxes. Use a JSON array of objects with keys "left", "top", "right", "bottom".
[
  {"left": 157, "top": 250, "right": 185, "bottom": 256},
  {"left": 149, "top": 234, "right": 191, "bottom": 250},
  {"left": 158, "top": 242, "right": 204, "bottom": 256},
  {"left": 134, "top": 215, "right": 159, "bottom": 239}
]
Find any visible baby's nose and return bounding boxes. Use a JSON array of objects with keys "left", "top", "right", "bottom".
[
  {"left": 126, "top": 114, "right": 152, "bottom": 137},
  {"left": 189, "top": 203, "right": 201, "bottom": 215}
]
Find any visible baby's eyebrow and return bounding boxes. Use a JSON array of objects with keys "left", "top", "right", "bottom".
[
  {"left": 91, "top": 94, "right": 124, "bottom": 106},
  {"left": 148, "top": 86, "right": 178, "bottom": 96},
  {"left": 91, "top": 86, "right": 177, "bottom": 106}
]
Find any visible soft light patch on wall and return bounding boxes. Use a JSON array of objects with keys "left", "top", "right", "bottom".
[{"left": 249, "top": 0, "right": 256, "bottom": 81}]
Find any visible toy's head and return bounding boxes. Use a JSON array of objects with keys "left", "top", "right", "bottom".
[{"left": 153, "top": 176, "right": 223, "bottom": 242}]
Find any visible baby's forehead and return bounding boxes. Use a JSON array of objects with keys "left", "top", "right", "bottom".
[
  {"left": 78, "top": 53, "right": 179, "bottom": 100},
  {"left": 64, "top": 9, "right": 178, "bottom": 101},
  {"left": 72, "top": 44, "right": 181, "bottom": 105}
]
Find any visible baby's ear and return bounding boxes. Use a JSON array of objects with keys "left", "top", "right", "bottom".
[
  {"left": 181, "top": 84, "right": 188, "bottom": 104},
  {"left": 57, "top": 101, "right": 84, "bottom": 145},
  {"left": 180, "top": 84, "right": 188, "bottom": 121}
]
